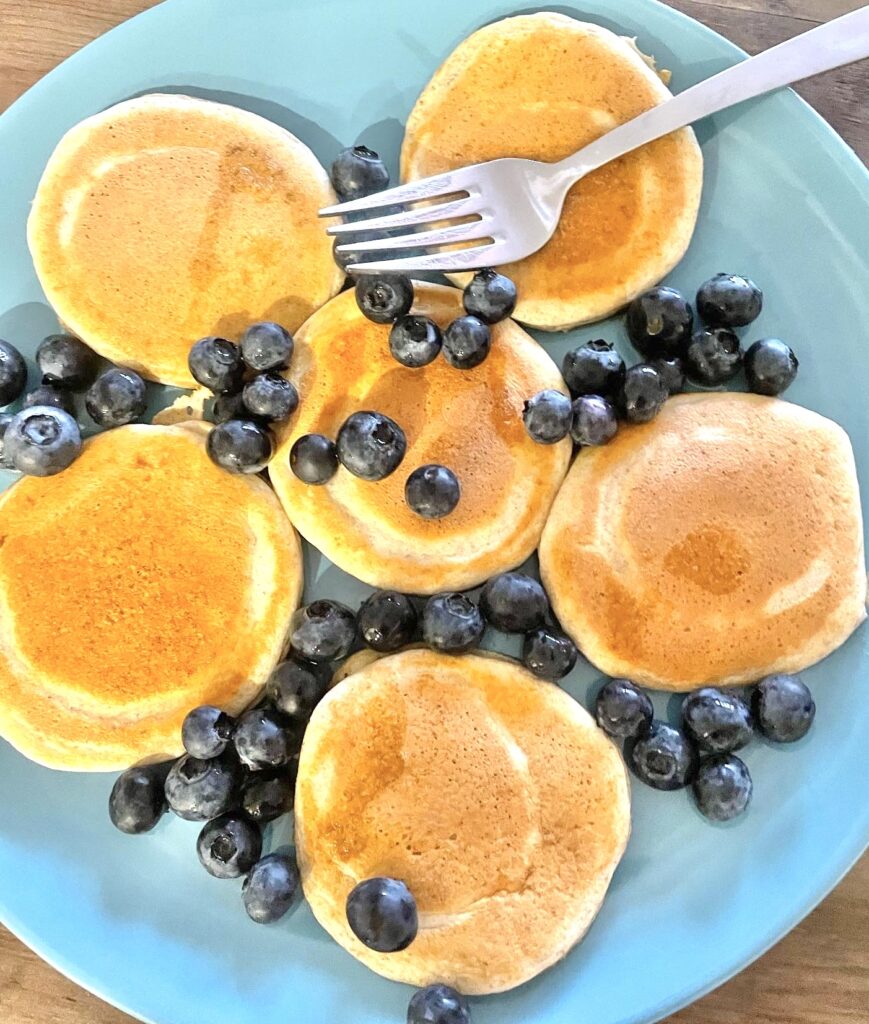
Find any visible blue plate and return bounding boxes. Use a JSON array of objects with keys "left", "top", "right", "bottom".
[{"left": 0, "top": 2, "right": 867, "bottom": 1023}]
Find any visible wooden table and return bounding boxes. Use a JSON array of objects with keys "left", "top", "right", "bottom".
[{"left": 0, "top": 2, "right": 866, "bottom": 1023}]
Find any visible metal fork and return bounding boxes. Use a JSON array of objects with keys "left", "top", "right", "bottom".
[{"left": 322, "top": 5, "right": 869, "bottom": 274}]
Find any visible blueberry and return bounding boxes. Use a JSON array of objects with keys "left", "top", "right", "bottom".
[
  {"left": 109, "top": 761, "right": 172, "bottom": 834},
  {"left": 696, "top": 274, "right": 762, "bottom": 328},
  {"left": 290, "top": 433, "right": 338, "bottom": 484},
  {"left": 336, "top": 410, "right": 406, "bottom": 481},
  {"left": 210, "top": 390, "right": 247, "bottom": 424},
  {"left": 442, "top": 316, "right": 490, "bottom": 370},
  {"left": 570, "top": 395, "right": 618, "bottom": 446},
  {"left": 562, "top": 340, "right": 625, "bottom": 398},
  {"left": 358, "top": 591, "right": 418, "bottom": 652},
  {"left": 480, "top": 572, "right": 548, "bottom": 633},
  {"left": 462, "top": 269, "right": 517, "bottom": 324},
  {"left": 240, "top": 321, "right": 294, "bottom": 372},
  {"left": 390, "top": 315, "right": 443, "bottom": 368},
  {"left": 648, "top": 356, "right": 685, "bottom": 395},
  {"left": 408, "top": 984, "right": 471, "bottom": 1024},
  {"left": 197, "top": 814, "right": 262, "bottom": 879},
  {"left": 423, "top": 593, "right": 485, "bottom": 653},
  {"left": 266, "top": 659, "right": 328, "bottom": 723},
  {"left": 684, "top": 328, "right": 742, "bottom": 386},
  {"left": 243, "top": 853, "right": 301, "bottom": 924},
  {"left": 164, "top": 754, "right": 240, "bottom": 821},
  {"left": 182, "top": 705, "right": 235, "bottom": 760},
  {"left": 233, "top": 708, "right": 296, "bottom": 770},
  {"left": 85, "top": 368, "right": 147, "bottom": 427},
  {"left": 405, "top": 464, "right": 461, "bottom": 519},
  {"left": 0, "top": 340, "right": 26, "bottom": 406},
  {"left": 630, "top": 721, "right": 696, "bottom": 790},
  {"left": 682, "top": 687, "right": 753, "bottom": 753},
  {"left": 188, "top": 337, "right": 244, "bottom": 393},
  {"left": 23, "top": 385, "right": 76, "bottom": 415},
  {"left": 692, "top": 754, "right": 752, "bottom": 822},
  {"left": 626, "top": 287, "right": 693, "bottom": 359},
  {"left": 36, "top": 334, "right": 98, "bottom": 389},
  {"left": 242, "top": 372, "right": 299, "bottom": 422},
  {"left": 346, "top": 877, "right": 418, "bottom": 953},
  {"left": 522, "top": 627, "right": 577, "bottom": 681},
  {"left": 595, "top": 678, "right": 653, "bottom": 739},
  {"left": 745, "top": 338, "right": 799, "bottom": 396},
  {"left": 0, "top": 412, "right": 15, "bottom": 469},
  {"left": 523, "top": 389, "right": 572, "bottom": 444},
  {"left": 241, "top": 771, "right": 294, "bottom": 825},
  {"left": 5, "top": 407, "right": 82, "bottom": 477},
  {"left": 355, "top": 274, "right": 414, "bottom": 324},
  {"left": 620, "top": 364, "right": 668, "bottom": 424},
  {"left": 290, "top": 599, "right": 357, "bottom": 662},
  {"left": 207, "top": 420, "right": 273, "bottom": 474},
  {"left": 330, "top": 145, "right": 389, "bottom": 201},
  {"left": 752, "top": 673, "right": 815, "bottom": 743}
]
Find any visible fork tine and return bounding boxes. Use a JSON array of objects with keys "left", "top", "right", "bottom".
[
  {"left": 336, "top": 219, "right": 489, "bottom": 255},
  {"left": 347, "top": 242, "right": 503, "bottom": 275},
  {"left": 326, "top": 196, "right": 477, "bottom": 236},
  {"left": 319, "top": 168, "right": 474, "bottom": 217}
]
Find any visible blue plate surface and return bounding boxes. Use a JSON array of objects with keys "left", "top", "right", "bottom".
[{"left": 0, "top": 2, "right": 867, "bottom": 1023}]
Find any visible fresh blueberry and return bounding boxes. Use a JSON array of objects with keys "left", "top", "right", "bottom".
[
  {"left": 333, "top": 227, "right": 404, "bottom": 274},
  {"left": 522, "top": 627, "right": 577, "bottom": 681},
  {"left": 442, "top": 316, "right": 490, "bottom": 370},
  {"left": 649, "top": 356, "right": 685, "bottom": 395},
  {"left": 85, "top": 368, "right": 147, "bottom": 427},
  {"left": 5, "top": 407, "right": 82, "bottom": 477},
  {"left": 480, "top": 572, "right": 548, "bottom": 633},
  {"left": 109, "top": 761, "right": 172, "bottom": 834},
  {"left": 358, "top": 591, "right": 418, "bottom": 652},
  {"left": 36, "top": 334, "right": 98, "bottom": 389},
  {"left": 595, "top": 678, "right": 653, "bottom": 739},
  {"left": 571, "top": 395, "right": 618, "bottom": 446},
  {"left": 630, "top": 721, "right": 697, "bottom": 790},
  {"left": 0, "top": 412, "right": 15, "bottom": 469},
  {"left": 682, "top": 688, "right": 753, "bottom": 754},
  {"left": 355, "top": 274, "right": 414, "bottom": 324},
  {"left": 240, "top": 321, "right": 294, "bottom": 372},
  {"left": 752, "top": 674, "right": 815, "bottom": 743},
  {"left": 210, "top": 391, "right": 247, "bottom": 424},
  {"left": 405, "top": 464, "right": 461, "bottom": 519},
  {"left": 164, "top": 754, "right": 240, "bottom": 821},
  {"left": 241, "top": 771, "right": 294, "bottom": 824},
  {"left": 696, "top": 273, "right": 762, "bottom": 328},
  {"left": 346, "top": 877, "right": 418, "bottom": 953},
  {"left": 233, "top": 708, "right": 296, "bottom": 770},
  {"left": 182, "top": 706, "right": 235, "bottom": 760},
  {"left": 523, "top": 389, "right": 572, "bottom": 444},
  {"left": 207, "top": 420, "right": 273, "bottom": 474},
  {"left": 243, "top": 852, "right": 301, "bottom": 924},
  {"left": 423, "top": 593, "right": 485, "bottom": 653},
  {"left": 242, "top": 372, "right": 299, "bottom": 422},
  {"left": 745, "top": 338, "right": 799, "bottom": 396},
  {"left": 290, "top": 600, "right": 357, "bottom": 662},
  {"left": 684, "top": 328, "right": 743, "bottom": 386},
  {"left": 389, "top": 315, "right": 443, "bottom": 368},
  {"left": 197, "top": 814, "right": 262, "bottom": 879},
  {"left": 266, "top": 659, "right": 328, "bottom": 723},
  {"left": 462, "top": 269, "right": 517, "bottom": 324},
  {"left": 23, "top": 384, "right": 76, "bottom": 415},
  {"left": 562, "top": 340, "right": 626, "bottom": 398},
  {"left": 330, "top": 145, "right": 389, "bottom": 201},
  {"left": 626, "top": 287, "right": 693, "bottom": 359},
  {"left": 0, "top": 339, "right": 26, "bottom": 406},
  {"left": 407, "top": 984, "right": 471, "bottom": 1024},
  {"left": 336, "top": 410, "right": 406, "bottom": 481},
  {"left": 188, "top": 336, "right": 244, "bottom": 393},
  {"left": 619, "top": 364, "right": 668, "bottom": 423},
  {"left": 692, "top": 754, "right": 753, "bottom": 822},
  {"left": 290, "top": 433, "right": 338, "bottom": 484}
]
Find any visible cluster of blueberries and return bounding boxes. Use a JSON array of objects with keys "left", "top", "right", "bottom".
[{"left": 0, "top": 334, "right": 149, "bottom": 476}]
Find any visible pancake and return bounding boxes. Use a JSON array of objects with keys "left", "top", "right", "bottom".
[
  {"left": 0, "top": 423, "right": 302, "bottom": 771},
  {"left": 28, "top": 94, "right": 343, "bottom": 387},
  {"left": 540, "top": 393, "right": 867, "bottom": 691},
  {"left": 295, "top": 649, "right": 630, "bottom": 994},
  {"left": 269, "top": 283, "right": 571, "bottom": 593},
  {"left": 401, "top": 13, "right": 703, "bottom": 330}
]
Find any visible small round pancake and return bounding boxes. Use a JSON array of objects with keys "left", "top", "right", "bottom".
[
  {"left": 269, "top": 283, "right": 571, "bottom": 593},
  {"left": 0, "top": 423, "right": 302, "bottom": 771},
  {"left": 401, "top": 13, "right": 703, "bottom": 330},
  {"left": 28, "top": 94, "right": 343, "bottom": 387},
  {"left": 540, "top": 393, "right": 867, "bottom": 690},
  {"left": 295, "top": 649, "right": 630, "bottom": 994}
]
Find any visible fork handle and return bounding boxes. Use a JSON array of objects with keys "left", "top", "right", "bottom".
[{"left": 560, "top": 5, "right": 869, "bottom": 178}]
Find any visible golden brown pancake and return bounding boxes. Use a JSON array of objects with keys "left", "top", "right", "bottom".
[
  {"left": 296, "top": 649, "right": 630, "bottom": 994},
  {"left": 28, "top": 94, "right": 343, "bottom": 387},
  {"left": 0, "top": 423, "right": 302, "bottom": 771},
  {"left": 401, "top": 13, "right": 703, "bottom": 330},
  {"left": 269, "top": 283, "right": 571, "bottom": 593},
  {"left": 540, "top": 393, "right": 867, "bottom": 690}
]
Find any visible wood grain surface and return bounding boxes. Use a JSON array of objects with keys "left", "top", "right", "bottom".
[{"left": 0, "top": 2, "right": 866, "bottom": 1023}]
